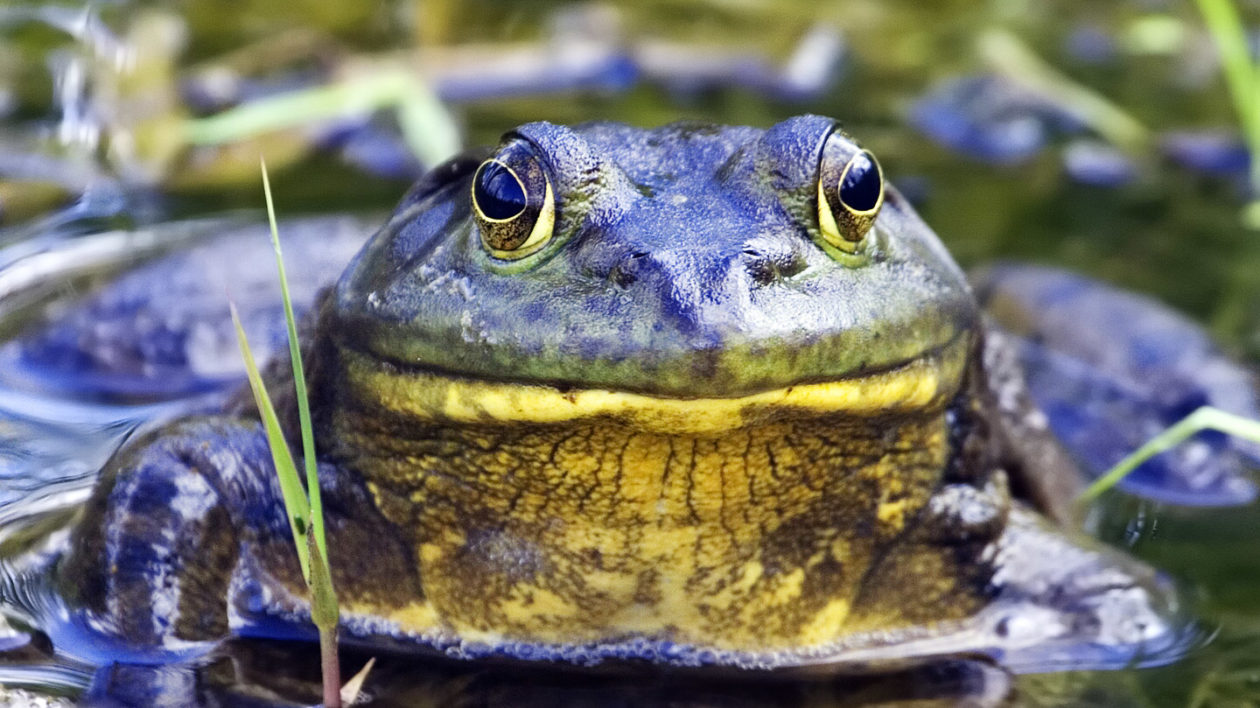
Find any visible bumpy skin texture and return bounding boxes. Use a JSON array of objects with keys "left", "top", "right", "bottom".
[
  {"left": 57, "top": 117, "right": 1179, "bottom": 672},
  {"left": 338, "top": 117, "right": 974, "bottom": 395}
]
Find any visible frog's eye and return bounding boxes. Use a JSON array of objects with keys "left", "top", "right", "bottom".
[
  {"left": 816, "top": 135, "right": 884, "bottom": 253},
  {"left": 472, "top": 140, "right": 555, "bottom": 259}
]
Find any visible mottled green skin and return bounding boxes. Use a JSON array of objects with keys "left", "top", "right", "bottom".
[{"left": 337, "top": 117, "right": 976, "bottom": 396}]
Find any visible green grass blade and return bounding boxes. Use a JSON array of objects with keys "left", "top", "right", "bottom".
[
  {"left": 1194, "top": 0, "right": 1260, "bottom": 185},
  {"left": 184, "top": 70, "right": 460, "bottom": 165},
  {"left": 307, "top": 532, "right": 340, "bottom": 629},
  {"left": 978, "top": 28, "right": 1149, "bottom": 152},
  {"left": 260, "top": 159, "right": 328, "bottom": 568},
  {"left": 308, "top": 532, "right": 343, "bottom": 708},
  {"left": 231, "top": 302, "right": 312, "bottom": 580},
  {"left": 397, "top": 81, "right": 461, "bottom": 167},
  {"left": 1194, "top": 0, "right": 1254, "bottom": 146},
  {"left": 1078, "top": 406, "right": 1260, "bottom": 503}
]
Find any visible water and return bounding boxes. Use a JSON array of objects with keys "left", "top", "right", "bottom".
[{"left": 3, "top": 0, "right": 1260, "bottom": 705}]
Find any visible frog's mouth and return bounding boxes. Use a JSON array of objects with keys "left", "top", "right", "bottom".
[{"left": 338, "top": 334, "right": 970, "bottom": 435}]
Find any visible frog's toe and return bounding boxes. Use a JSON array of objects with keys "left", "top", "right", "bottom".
[
  {"left": 976, "top": 506, "right": 1194, "bottom": 672},
  {"left": 974, "top": 262, "right": 1259, "bottom": 506}
]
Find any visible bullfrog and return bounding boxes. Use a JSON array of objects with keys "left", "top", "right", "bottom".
[{"left": 33, "top": 116, "right": 1210, "bottom": 677}]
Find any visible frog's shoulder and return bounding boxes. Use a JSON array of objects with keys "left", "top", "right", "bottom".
[{"left": 968, "top": 323, "right": 1085, "bottom": 523}]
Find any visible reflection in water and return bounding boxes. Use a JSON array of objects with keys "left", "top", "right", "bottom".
[
  {"left": 3, "top": 516, "right": 1018, "bottom": 707},
  {"left": 80, "top": 641, "right": 1012, "bottom": 708}
]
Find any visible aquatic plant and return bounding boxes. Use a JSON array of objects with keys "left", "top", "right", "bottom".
[
  {"left": 1195, "top": 0, "right": 1260, "bottom": 226},
  {"left": 1080, "top": 406, "right": 1260, "bottom": 502},
  {"left": 231, "top": 160, "right": 343, "bottom": 707},
  {"left": 184, "top": 69, "right": 459, "bottom": 168},
  {"left": 1082, "top": 2, "right": 1260, "bottom": 503}
]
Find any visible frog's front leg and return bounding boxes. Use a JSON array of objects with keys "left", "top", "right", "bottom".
[
  {"left": 57, "top": 417, "right": 293, "bottom": 652},
  {"left": 58, "top": 415, "right": 425, "bottom": 655}
]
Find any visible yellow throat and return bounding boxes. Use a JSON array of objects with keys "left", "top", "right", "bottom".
[{"left": 324, "top": 336, "right": 989, "bottom": 652}]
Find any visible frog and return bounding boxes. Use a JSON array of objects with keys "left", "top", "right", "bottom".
[{"left": 30, "top": 115, "right": 1215, "bottom": 679}]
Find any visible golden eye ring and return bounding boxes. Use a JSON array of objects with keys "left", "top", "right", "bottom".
[
  {"left": 816, "top": 135, "right": 884, "bottom": 253},
  {"left": 472, "top": 141, "right": 555, "bottom": 259}
]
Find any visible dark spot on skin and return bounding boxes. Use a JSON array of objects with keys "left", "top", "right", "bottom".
[
  {"left": 610, "top": 266, "right": 637, "bottom": 289},
  {"left": 608, "top": 251, "right": 649, "bottom": 289},
  {"left": 745, "top": 251, "right": 779, "bottom": 286},
  {"left": 583, "top": 547, "right": 602, "bottom": 567}
]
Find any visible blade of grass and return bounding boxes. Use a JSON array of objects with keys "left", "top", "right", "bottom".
[
  {"left": 1078, "top": 406, "right": 1260, "bottom": 503},
  {"left": 309, "top": 532, "right": 341, "bottom": 708},
  {"left": 184, "top": 70, "right": 460, "bottom": 166},
  {"left": 1194, "top": 0, "right": 1260, "bottom": 188},
  {"left": 261, "top": 159, "right": 327, "bottom": 568},
  {"left": 230, "top": 303, "right": 312, "bottom": 580},
  {"left": 255, "top": 162, "right": 342, "bottom": 707},
  {"left": 978, "top": 28, "right": 1150, "bottom": 153}
]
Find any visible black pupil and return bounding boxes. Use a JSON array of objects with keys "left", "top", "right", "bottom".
[
  {"left": 475, "top": 162, "right": 527, "bottom": 220},
  {"left": 839, "top": 151, "right": 880, "bottom": 212}
]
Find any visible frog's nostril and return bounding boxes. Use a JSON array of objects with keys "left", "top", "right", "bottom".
[
  {"left": 609, "top": 265, "right": 637, "bottom": 288},
  {"left": 743, "top": 248, "right": 805, "bottom": 286},
  {"left": 608, "top": 251, "right": 650, "bottom": 289}
]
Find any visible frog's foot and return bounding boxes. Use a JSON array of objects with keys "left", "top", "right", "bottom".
[
  {"left": 777, "top": 505, "right": 1192, "bottom": 675},
  {"left": 974, "top": 262, "right": 1259, "bottom": 506},
  {"left": 53, "top": 417, "right": 288, "bottom": 662},
  {"left": 54, "top": 415, "right": 424, "bottom": 663},
  {"left": 964, "top": 505, "right": 1192, "bottom": 672},
  {"left": 1, "top": 217, "right": 368, "bottom": 403}
]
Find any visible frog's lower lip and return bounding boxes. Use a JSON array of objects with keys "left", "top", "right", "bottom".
[{"left": 338, "top": 336, "right": 970, "bottom": 434}]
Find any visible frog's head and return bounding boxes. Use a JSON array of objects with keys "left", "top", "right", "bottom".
[{"left": 333, "top": 116, "right": 977, "bottom": 433}]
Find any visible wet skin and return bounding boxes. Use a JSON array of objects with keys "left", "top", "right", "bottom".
[{"left": 57, "top": 116, "right": 1182, "bottom": 672}]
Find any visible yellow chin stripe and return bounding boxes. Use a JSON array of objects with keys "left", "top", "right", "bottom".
[{"left": 342, "top": 338, "right": 968, "bottom": 434}]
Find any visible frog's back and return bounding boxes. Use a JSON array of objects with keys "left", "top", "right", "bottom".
[
  {"left": 975, "top": 262, "right": 1259, "bottom": 506},
  {"left": 1, "top": 216, "right": 370, "bottom": 402}
]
